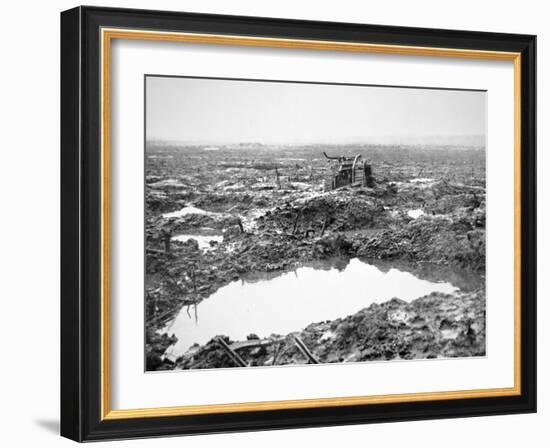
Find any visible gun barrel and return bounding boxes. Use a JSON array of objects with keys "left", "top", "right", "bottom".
[{"left": 323, "top": 151, "right": 340, "bottom": 160}]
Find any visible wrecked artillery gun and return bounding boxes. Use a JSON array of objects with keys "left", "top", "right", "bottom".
[{"left": 323, "top": 152, "right": 375, "bottom": 190}]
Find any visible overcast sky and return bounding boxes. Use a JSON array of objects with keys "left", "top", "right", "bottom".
[{"left": 146, "top": 76, "right": 486, "bottom": 146}]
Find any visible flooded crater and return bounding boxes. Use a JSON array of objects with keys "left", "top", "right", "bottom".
[{"left": 163, "top": 258, "right": 463, "bottom": 358}]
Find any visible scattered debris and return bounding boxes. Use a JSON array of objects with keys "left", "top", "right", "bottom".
[{"left": 145, "top": 143, "right": 486, "bottom": 370}]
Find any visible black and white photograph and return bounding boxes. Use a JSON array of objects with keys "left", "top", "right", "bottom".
[
  {"left": 52, "top": 4, "right": 538, "bottom": 443},
  {"left": 144, "top": 76, "right": 487, "bottom": 371}
]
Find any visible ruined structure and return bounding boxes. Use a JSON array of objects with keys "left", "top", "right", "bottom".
[{"left": 323, "top": 152, "right": 374, "bottom": 190}]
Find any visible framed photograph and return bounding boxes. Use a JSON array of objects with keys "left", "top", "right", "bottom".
[{"left": 60, "top": 6, "right": 536, "bottom": 441}]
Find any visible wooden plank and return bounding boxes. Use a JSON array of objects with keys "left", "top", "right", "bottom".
[
  {"left": 229, "top": 338, "right": 283, "bottom": 351},
  {"left": 216, "top": 337, "right": 247, "bottom": 367},
  {"left": 292, "top": 336, "right": 320, "bottom": 364}
]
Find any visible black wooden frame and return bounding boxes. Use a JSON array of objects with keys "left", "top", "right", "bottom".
[{"left": 61, "top": 5, "right": 537, "bottom": 442}]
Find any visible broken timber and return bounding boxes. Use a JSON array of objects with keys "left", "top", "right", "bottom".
[
  {"left": 292, "top": 335, "right": 320, "bottom": 364},
  {"left": 229, "top": 338, "right": 283, "bottom": 351},
  {"left": 215, "top": 336, "right": 318, "bottom": 367},
  {"left": 215, "top": 336, "right": 247, "bottom": 367}
]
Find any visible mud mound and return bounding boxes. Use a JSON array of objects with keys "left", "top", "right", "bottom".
[
  {"left": 146, "top": 330, "right": 178, "bottom": 371},
  {"left": 355, "top": 213, "right": 485, "bottom": 272},
  {"left": 259, "top": 189, "right": 391, "bottom": 235},
  {"left": 302, "top": 290, "right": 485, "bottom": 362}
]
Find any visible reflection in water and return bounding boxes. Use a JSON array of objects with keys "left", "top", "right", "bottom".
[
  {"left": 368, "top": 258, "right": 484, "bottom": 292},
  {"left": 163, "top": 258, "right": 463, "bottom": 358}
]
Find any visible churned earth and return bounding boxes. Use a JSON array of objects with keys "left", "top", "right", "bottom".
[{"left": 144, "top": 143, "right": 486, "bottom": 371}]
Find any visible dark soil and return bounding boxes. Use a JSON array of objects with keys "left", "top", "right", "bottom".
[{"left": 144, "top": 144, "right": 486, "bottom": 370}]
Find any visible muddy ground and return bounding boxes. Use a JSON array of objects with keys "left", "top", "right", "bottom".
[{"left": 145, "top": 143, "right": 486, "bottom": 371}]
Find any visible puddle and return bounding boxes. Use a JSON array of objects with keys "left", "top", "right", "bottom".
[
  {"left": 172, "top": 234, "right": 223, "bottom": 250},
  {"left": 163, "top": 206, "right": 217, "bottom": 219},
  {"left": 395, "top": 178, "right": 436, "bottom": 189},
  {"left": 148, "top": 178, "right": 184, "bottom": 189},
  {"left": 370, "top": 258, "right": 484, "bottom": 293},
  {"left": 407, "top": 209, "right": 425, "bottom": 219},
  {"left": 163, "top": 258, "right": 459, "bottom": 358}
]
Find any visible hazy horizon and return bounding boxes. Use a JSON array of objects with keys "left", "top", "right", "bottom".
[{"left": 146, "top": 76, "right": 486, "bottom": 147}]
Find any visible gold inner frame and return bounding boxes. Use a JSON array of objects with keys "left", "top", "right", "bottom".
[{"left": 100, "top": 27, "right": 522, "bottom": 421}]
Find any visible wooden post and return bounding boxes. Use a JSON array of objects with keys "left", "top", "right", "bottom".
[
  {"left": 291, "top": 211, "right": 301, "bottom": 235},
  {"left": 275, "top": 167, "right": 281, "bottom": 189},
  {"left": 237, "top": 217, "right": 244, "bottom": 234},
  {"left": 189, "top": 267, "right": 197, "bottom": 293},
  {"left": 320, "top": 215, "right": 329, "bottom": 237}
]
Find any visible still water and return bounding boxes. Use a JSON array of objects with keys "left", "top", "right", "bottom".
[
  {"left": 163, "top": 206, "right": 216, "bottom": 219},
  {"left": 407, "top": 208, "right": 426, "bottom": 219},
  {"left": 163, "top": 258, "right": 462, "bottom": 358},
  {"left": 172, "top": 234, "right": 223, "bottom": 250}
]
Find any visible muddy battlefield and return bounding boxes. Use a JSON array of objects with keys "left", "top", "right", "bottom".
[{"left": 145, "top": 142, "right": 486, "bottom": 371}]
